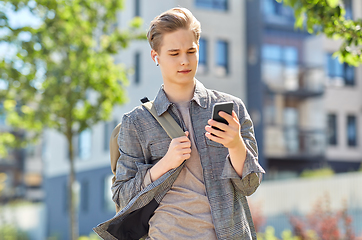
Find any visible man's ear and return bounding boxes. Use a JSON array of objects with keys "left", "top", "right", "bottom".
[{"left": 151, "top": 49, "right": 158, "bottom": 63}]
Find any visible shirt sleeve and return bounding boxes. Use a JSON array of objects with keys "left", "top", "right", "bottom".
[
  {"left": 142, "top": 169, "right": 153, "bottom": 190},
  {"left": 221, "top": 101, "right": 265, "bottom": 196},
  {"left": 111, "top": 113, "right": 154, "bottom": 211}
]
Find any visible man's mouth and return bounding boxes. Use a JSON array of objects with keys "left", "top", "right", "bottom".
[{"left": 178, "top": 69, "right": 192, "bottom": 73}]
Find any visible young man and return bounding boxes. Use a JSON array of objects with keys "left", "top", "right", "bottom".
[{"left": 94, "top": 7, "right": 265, "bottom": 240}]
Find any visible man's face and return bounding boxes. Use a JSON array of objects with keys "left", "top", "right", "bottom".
[{"left": 154, "top": 28, "right": 199, "bottom": 87}]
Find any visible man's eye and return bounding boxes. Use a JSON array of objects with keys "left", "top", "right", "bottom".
[
  {"left": 170, "top": 53, "right": 178, "bottom": 56},
  {"left": 188, "top": 51, "right": 196, "bottom": 54}
]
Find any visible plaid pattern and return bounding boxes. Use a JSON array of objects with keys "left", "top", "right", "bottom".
[{"left": 93, "top": 80, "right": 265, "bottom": 240}]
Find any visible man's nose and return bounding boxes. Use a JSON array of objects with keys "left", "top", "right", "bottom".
[{"left": 180, "top": 54, "right": 189, "bottom": 65}]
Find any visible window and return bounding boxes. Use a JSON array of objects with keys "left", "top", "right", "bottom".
[
  {"left": 104, "top": 122, "right": 111, "bottom": 151},
  {"left": 326, "top": 53, "right": 355, "bottom": 86},
  {"left": 262, "top": 44, "right": 298, "bottom": 65},
  {"left": 135, "top": 0, "right": 141, "bottom": 17},
  {"left": 195, "top": 0, "right": 228, "bottom": 11},
  {"left": 344, "top": 0, "right": 353, "bottom": 19},
  {"left": 198, "top": 38, "right": 207, "bottom": 74},
  {"left": 104, "top": 120, "right": 118, "bottom": 151},
  {"left": 64, "top": 183, "right": 68, "bottom": 213},
  {"left": 327, "top": 114, "right": 337, "bottom": 146},
  {"left": 78, "top": 129, "right": 92, "bottom": 160},
  {"left": 0, "top": 103, "right": 5, "bottom": 125},
  {"left": 81, "top": 180, "right": 89, "bottom": 213},
  {"left": 216, "top": 40, "right": 228, "bottom": 76},
  {"left": 63, "top": 182, "right": 80, "bottom": 214},
  {"left": 347, "top": 115, "right": 357, "bottom": 147},
  {"left": 262, "top": 0, "right": 294, "bottom": 19},
  {"left": 104, "top": 175, "right": 114, "bottom": 212},
  {"left": 262, "top": 44, "right": 299, "bottom": 90},
  {"left": 134, "top": 52, "right": 141, "bottom": 84}
]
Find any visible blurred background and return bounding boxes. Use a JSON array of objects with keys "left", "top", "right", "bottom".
[{"left": 0, "top": 0, "right": 361, "bottom": 239}]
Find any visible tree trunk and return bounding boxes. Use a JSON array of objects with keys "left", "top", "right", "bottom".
[{"left": 67, "top": 132, "right": 79, "bottom": 240}]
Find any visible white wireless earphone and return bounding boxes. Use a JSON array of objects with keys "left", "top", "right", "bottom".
[{"left": 155, "top": 56, "right": 159, "bottom": 66}]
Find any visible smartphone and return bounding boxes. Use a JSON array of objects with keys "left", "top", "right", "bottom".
[{"left": 211, "top": 101, "right": 234, "bottom": 132}]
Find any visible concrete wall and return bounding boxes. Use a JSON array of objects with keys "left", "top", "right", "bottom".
[{"left": 249, "top": 172, "right": 362, "bottom": 236}]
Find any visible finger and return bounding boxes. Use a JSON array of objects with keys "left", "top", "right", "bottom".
[
  {"left": 183, "top": 153, "right": 191, "bottom": 160},
  {"left": 232, "top": 110, "right": 238, "bottom": 119},
  {"left": 219, "top": 111, "right": 238, "bottom": 126},
  {"left": 179, "top": 141, "right": 191, "bottom": 149},
  {"left": 177, "top": 135, "right": 191, "bottom": 143},
  {"left": 207, "top": 119, "right": 228, "bottom": 132},
  {"left": 205, "top": 125, "right": 227, "bottom": 139},
  {"left": 205, "top": 131, "right": 224, "bottom": 145},
  {"left": 185, "top": 131, "right": 189, "bottom": 137}
]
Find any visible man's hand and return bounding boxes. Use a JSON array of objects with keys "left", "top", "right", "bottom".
[
  {"left": 163, "top": 131, "right": 191, "bottom": 169},
  {"left": 205, "top": 111, "right": 243, "bottom": 150},
  {"left": 150, "top": 132, "right": 191, "bottom": 182},
  {"left": 205, "top": 111, "right": 247, "bottom": 177}
]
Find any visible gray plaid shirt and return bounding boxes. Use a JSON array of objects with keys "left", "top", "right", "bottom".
[{"left": 93, "top": 80, "right": 265, "bottom": 240}]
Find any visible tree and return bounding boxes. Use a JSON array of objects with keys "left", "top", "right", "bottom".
[
  {"left": 0, "top": 0, "right": 145, "bottom": 239},
  {"left": 278, "top": 0, "right": 362, "bottom": 66}
]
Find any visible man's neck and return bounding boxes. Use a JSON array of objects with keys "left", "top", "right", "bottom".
[{"left": 163, "top": 79, "right": 196, "bottom": 103}]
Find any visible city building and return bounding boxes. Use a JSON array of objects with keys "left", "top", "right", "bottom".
[
  {"left": 41, "top": 0, "right": 362, "bottom": 238},
  {"left": 42, "top": 0, "right": 249, "bottom": 238},
  {"left": 260, "top": 0, "right": 362, "bottom": 179}
]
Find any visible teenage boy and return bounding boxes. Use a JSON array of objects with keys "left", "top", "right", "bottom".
[{"left": 94, "top": 7, "right": 265, "bottom": 240}]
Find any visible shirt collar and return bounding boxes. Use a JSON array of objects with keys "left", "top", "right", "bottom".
[{"left": 153, "top": 79, "right": 208, "bottom": 116}]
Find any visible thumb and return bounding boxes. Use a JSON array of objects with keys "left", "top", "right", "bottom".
[{"left": 185, "top": 131, "right": 189, "bottom": 137}]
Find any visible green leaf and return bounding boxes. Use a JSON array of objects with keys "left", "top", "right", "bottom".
[{"left": 326, "top": 0, "right": 339, "bottom": 8}]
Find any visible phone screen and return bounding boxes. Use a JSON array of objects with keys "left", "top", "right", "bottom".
[{"left": 211, "top": 102, "right": 233, "bottom": 132}]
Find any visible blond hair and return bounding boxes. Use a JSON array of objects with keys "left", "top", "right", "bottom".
[{"left": 147, "top": 7, "right": 201, "bottom": 53}]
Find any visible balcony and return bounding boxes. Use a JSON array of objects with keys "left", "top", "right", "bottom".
[
  {"left": 264, "top": 125, "right": 326, "bottom": 159},
  {"left": 262, "top": 63, "right": 325, "bottom": 98}
]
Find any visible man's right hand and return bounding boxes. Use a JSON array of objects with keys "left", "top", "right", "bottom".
[{"left": 149, "top": 131, "right": 191, "bottom": 182}]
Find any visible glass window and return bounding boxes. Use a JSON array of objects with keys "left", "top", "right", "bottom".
[
  {"left": 283, "top": 47, "right": 298, "bottom": 65},
  {"left": 134, "top": 52, "right": 141, "bottom": 84},
  {"left": 262, "top": 44, "right": 298, "bottom": 64},
  {"left": 104, "top": 122, "right": 110, "bottom": 151},
  {"left": 262, "top": 0, "right": 294, "bottom": 18},
  {"left": 64, "top": 183, "right": 68, "bottom": 213},
  {"left": 0, "top": 103, "right": 5, "bottom": 125},
  {"left": 81, "top": 180, "right": 89, "bottom": 213},
  {"left": 262, "top": 44, "right": 282, "bottom": 62},
  {"left": 198, "top": 38, "right": 207, "bottom": 74},
  {"left": 216, "top": 40, "right": 228, "bottom": 75},
  {"left": 63, "top": 182, "right": 80, "bottom": 214},
  {"left": 327, "top": 114, "right": 337, "bottom": 146},
  {"left": 78, "top": 129, "right": 92, "bottom": 160},
  {"left": 347, "top": 115, "right": 357, "bottom": 147},
  {"left": 104, "top": 175, "right": 114, "bottom": 212},
  {"left": 344, "top": 64, "right": 355, "bottom": 86},
  {"left": 326, "top": 53, "right": 355, "bottom": 86},
  {"left": 262, "top": 0, "right": 275, "bottom": 15},
  {"left": 104, "top": 120, "right": 118, "bottom": 152},
  {"left": 344, "top": 0, "right": 353, "bottom": 19},
  {"left": 135, "top": 0, "right": 141, "bottom": 17},
  {"left": 195, "top": 0, "right": 228, "bottom": 11}
]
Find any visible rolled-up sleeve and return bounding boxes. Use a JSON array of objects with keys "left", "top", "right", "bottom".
[
  {"left": 111, "top": 113, "right": 153, "bottom": 211},
  {"left": 221, "top": 103, "right": 265, "bottom": 196}
]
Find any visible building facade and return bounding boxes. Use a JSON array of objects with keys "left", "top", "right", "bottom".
[
  {"left": 42, "top": 0, "right": 249, "bottom": 238},
  {"left": 42, "top": 0, "right": 362, "bottom": 238},
  {"left": 260, "top": 0, "right": 362, "bottom": 179}
]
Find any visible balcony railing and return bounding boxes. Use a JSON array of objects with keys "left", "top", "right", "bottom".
[
  {"left": 265, "top": 125, "right": 326, "bottom": 159},
  {"left": 262, "top": 63, "right": 325, "bottom": 97}
]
